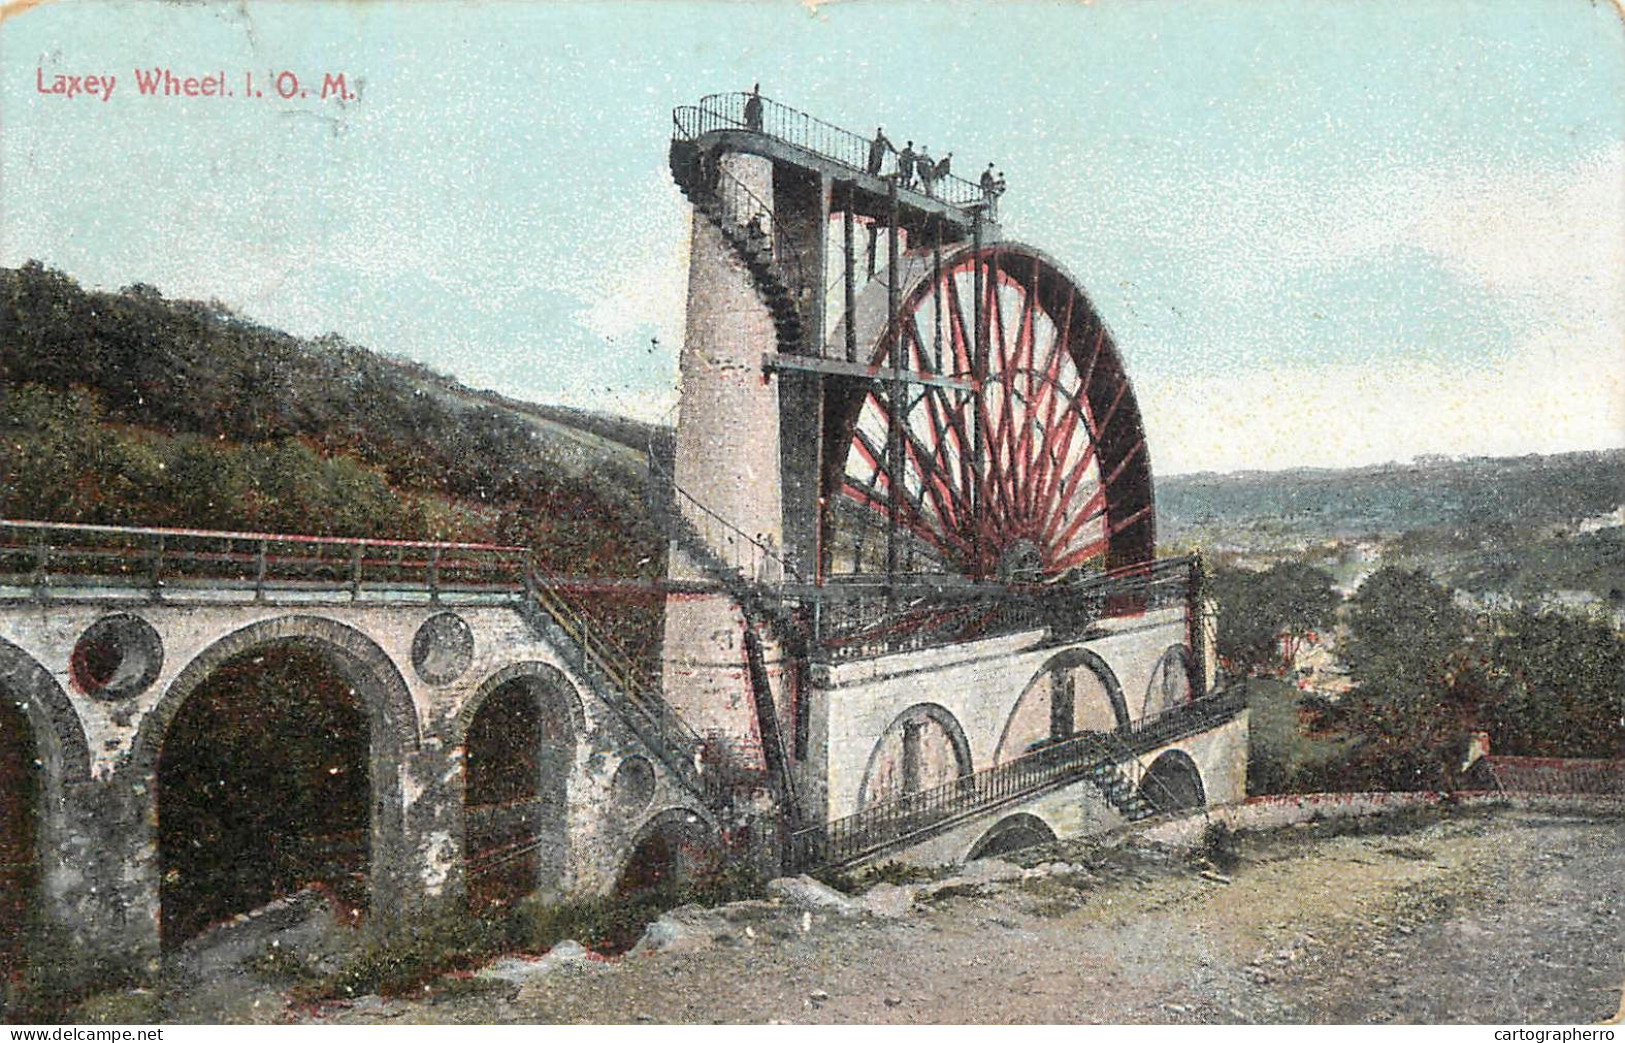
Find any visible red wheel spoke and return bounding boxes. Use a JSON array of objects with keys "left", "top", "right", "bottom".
[{"left": 835, "top": 244, "right": 1153, "bottom": 584}]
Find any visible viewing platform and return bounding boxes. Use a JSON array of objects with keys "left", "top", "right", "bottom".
[{"left": 671, "top": 92, "right": 998, "bottom": 240}]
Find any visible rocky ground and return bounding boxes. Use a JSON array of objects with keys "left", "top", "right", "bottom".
[{"left": 91, "top": 804, "right": 1625, "bottom": 1025}]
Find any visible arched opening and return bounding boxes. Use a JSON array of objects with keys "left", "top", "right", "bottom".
[
  {"left": 1143, "top": 645, "right": 1192, "bottom": 720},
  {"left": 0, "top": 695, "right": 39, "bottom": 980},
  {"left": 1138, "top": 750, "right": 1206, "bottom": 814},
  {"left": 157, "top": 645, "right": 370, "bottom": 947},
  {"left": 857, "top": 703, "right": 972, "bottom": 809},
  {"left": 966, "top": 813, "right": 1057, "bottom": 861},
  {"left": 994, "top": 649, "right": 1125, "bottom": 765},
  {"left": 615, "top": 808, "right": 718, "bottom": 899},
  {"left": 462, "top": 673, "right": 574, "bottom": 912}
]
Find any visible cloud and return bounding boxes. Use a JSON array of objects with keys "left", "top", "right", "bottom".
[
  {"left": 1145, "top": 321, "right": 1624, "bottom": 475},
  {"left": 1137, "top": 144, "right": 1624, "bottom": 473}
]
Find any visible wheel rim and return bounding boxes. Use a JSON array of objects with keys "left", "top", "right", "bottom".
[{"left": 829, "top": 244, "right": 1154, "bottom": 582}]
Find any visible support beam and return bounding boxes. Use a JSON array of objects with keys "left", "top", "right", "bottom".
[
  {"left": 762, "top": 352, "right": 975, "bottom": 392},
  {"left": 885, "top": 180, "right": 902, "bottom": 590},
  {"left": 843, "top": 194, "right": 857, "bottom": 364}
]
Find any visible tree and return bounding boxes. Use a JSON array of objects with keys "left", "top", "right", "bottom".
[
  {"left": 1482, "top": 607, "right": 1625, "bottom": 759},
  {"left": 1316, "top": 566, "right": 1485, "bottom": 790},
  {"left": 1341, "top": 565, "right": 1466, "bottom": 694},
  {"left": 1212, "top": 562, "right": 1340, "bottom": 678}
]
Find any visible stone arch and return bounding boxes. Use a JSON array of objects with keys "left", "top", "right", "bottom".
[
  {"left": 131, "top": 615, "right": 421, "bottom": 933},
  {"left": 614, "top": 806, "right": 721, "bottom": 898},
  {"left": 1137, "top": 749, "right": 1206, "bottom": 813},
  {"left": 966, "top": 812, "right": 1057, "bottom": 861},
  {"left": 994, "top": 647, "right": 1126, "bottom": 764},
  {"left": 856, "top": 702, "right": 973, "bottom": 810},
  {"left": 1142, "top": 644, "right": 1192, "bottom": 720},
  {"left": 450, "top": 661, "right": 586, "bottom": 748},
  {"left": 455, "top": 663, "right": 583, "bottom": 910},
  {"left": 0, "top": 636, "right": 91, "bottom": 785}
]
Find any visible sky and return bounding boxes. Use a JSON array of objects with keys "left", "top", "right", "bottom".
[{"left": 2, "top": 0, "right": 1622, "bottom": 475}]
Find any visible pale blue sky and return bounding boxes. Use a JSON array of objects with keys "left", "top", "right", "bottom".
[{"left": 3, "top": 0, "right": 1622, "bottom": 473}]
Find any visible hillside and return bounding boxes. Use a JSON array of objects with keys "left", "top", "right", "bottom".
[{"left": 1, "top": 261, "right": 659, "bottom": 579}]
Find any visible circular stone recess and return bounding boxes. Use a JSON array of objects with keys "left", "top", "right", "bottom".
[
  {"left": 610, "top": 755, "right": 657, "bottom": 814},
  {"left": 411, "top": 612, "right": 474, "bottom": 686},
  {"left": 70, "top": 613, "right": 164, "bottom": 700}
]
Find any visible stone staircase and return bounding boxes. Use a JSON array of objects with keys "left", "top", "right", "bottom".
[
  {"left": 668, "top": 139, "right": 806, "bottom": 354},
  {"left": 515, "top": 577, "right": 716, "bottom": 803}
]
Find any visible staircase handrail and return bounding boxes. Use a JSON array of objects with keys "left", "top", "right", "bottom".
[
  {"left": 702, "top": 165, "right": 810, "bottom": 309},
  {"left": 519, "top": 569, "right": 708, "bottom": 775},
  {"left": 645, "top": 425, "right": 805, "bottom": 588},
  {"left": 791, "top": 688, "right": 1246, "bottom": 868}
]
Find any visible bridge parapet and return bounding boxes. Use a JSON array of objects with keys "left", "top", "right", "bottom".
[{"left": 0, "top": 518, "right": 529, "bottom": 604}]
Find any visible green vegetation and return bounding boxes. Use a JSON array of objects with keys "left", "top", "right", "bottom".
[
  {"left": 1212, "top": 561, "right": 1340, "bottom": 678},
  {"left": 1, "top": 261, "right": 661, "bottom": 578},
  {"left": 1242, "top": 677, "right": 1354, "bottom": 796}
]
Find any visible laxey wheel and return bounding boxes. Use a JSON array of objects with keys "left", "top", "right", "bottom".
[{"left": 826, "top": 242, "right": 1154, "bottom": 585}]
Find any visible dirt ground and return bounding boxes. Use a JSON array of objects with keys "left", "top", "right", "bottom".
[{"left": 153, "top": 804, "right": 1625, "bottom": 1025}]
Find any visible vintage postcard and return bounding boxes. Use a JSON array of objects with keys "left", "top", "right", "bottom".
[{"left": 1, "top": 0, "right": 1621, "bottom": 1029}]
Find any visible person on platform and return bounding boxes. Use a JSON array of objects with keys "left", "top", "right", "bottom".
[
  {"left": 867, "top": 127, "right": 893, "bottom": 175},
  {"left": 916, "top": 145, "right": 935, "bottom": 196},
  {"left": 744, "top": 83, "right": 763, "bottom": 131},
  {"left": 895, "top": 141, "right": 916, "bottom": 188},
  {"left": 934, "top": 153, "right": 952, "bottom": 186}
]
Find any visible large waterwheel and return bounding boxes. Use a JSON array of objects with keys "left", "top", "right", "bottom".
[{"left": 822, "top": 242, "right": 1154, "bottom": 585}]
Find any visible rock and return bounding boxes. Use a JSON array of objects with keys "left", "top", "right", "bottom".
[
  {"left": 884, "top": 996, "right": 903, "bottom": 1007},
  {"left": 548, "top": 939, "right": 590, "bottom": 961},
  {"left": 631, "top": 912, "right": 718, "bottom": 955},
  {"left": 857, "top": 882, "right": 917, "bottom": 919},
  {"left": 766, "top": 875, "right": 859, "bottom": 916},
  {"left": 480, "top": 938, "right": 597, "bottom": 986},
  {"left": 959, "top": 858, "right": 1025, "bottom": 884},
  {"left": 809, "top": 989, "right": 830, "bottom": 1002}
]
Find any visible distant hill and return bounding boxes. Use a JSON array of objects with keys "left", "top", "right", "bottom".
[
  {"left": 1159, "top": 451, "right": 1625, "bottom": 602},
  {"left": 1159, "top": 451, "right": 1624, "bottom": 546}
]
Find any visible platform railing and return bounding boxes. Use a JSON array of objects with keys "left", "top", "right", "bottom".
[
  {"left": 0, "top": 519, "right": 529, "bottom": 601},
  {"left": 790, "top": 686, "right": 1246, "bottom": 869},
  {"left": 673, "top": 92, "right": 986, "bottom": 208},
  {"left": 813, "top": 555, "right": 1201, "bottom": 663}
]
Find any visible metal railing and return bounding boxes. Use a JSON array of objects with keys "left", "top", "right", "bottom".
[
  {"left": 791, "top": 687, "right": 1246, "bottom": 869},
  {"left": 646, "top": 421, "right": 803, "bottom": 588},
  {"left": 673, "top": 92, "right": 986, "bottom": 209},
  {"left": 520, "top": 571, "right": 709, "bottom": 788},
  {"left": 0, "top": 519, "right": 528, "bottom": 602},
  {"left": 0, "top": 518, "right": 717, "bottom": 800},
  {"left": 813, "top": 555, "right": 1202, "bottom": 663}
]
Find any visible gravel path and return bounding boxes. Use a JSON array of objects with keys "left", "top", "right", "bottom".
[{"left": 247, "top": 806, "right": 1625, "bottom": 1024}]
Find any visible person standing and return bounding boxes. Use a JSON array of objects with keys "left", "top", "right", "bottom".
[
  {"left": 867, "top": 127, "right": 893, "bottom": 175},
  {"left": 916, "top": 145, "right": 935, "bottom": 196},
  {"left": 744, "top": 83, "right": 763, "bottom": 131},
  {"left": 896, "top": 141, "right": 916, "bottom": 188}
]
